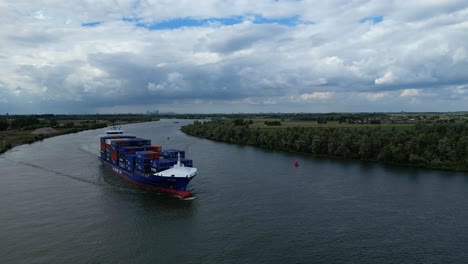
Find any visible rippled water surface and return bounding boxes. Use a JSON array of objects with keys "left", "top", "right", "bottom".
[{"left": 1, "top": 119, "right": 468, "bottom": 263}]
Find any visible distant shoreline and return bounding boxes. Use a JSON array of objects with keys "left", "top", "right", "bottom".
[
  {"left": 181, "top": 117, "right": 468, "bottom": 172},
  {"left": 0, "top": 114, "right": 163, "bottom": 154},
  {"left": 0, "top": 126, "right": 103, "bottom": 155}
]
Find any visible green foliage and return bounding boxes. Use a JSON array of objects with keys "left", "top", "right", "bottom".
[
  {"left": 20, "top": 124, "right": 46, "bottom": 130},
  {"left": 10, "top": 117, "right": 40, "bottom": 129},
  {"left": 233, "top": 119, "right": 245, "bottom": 126},
  {"left": 0, "top": 118, "right": 9, "bottom": 131},
  {"left": 49, "top": 119, "right": 58, "bottom": 127},
  {"left": 62, "top": 122, "right": 75, "bottom": 128},
  {"left": 182, "top": 121, "right": 468, "bottom": 171},
  {"left": 317, "top": 119, "right": 327, "bottom": 125},
  {"left": 34, "top": 134, "right": 45, "bottom": 141},
  {"left": 264, "top": 121, "right": 281, "bottom": 126}
]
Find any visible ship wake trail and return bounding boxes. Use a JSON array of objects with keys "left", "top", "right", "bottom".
[
  {"left": 184, "top": 139, "right": 198, "bottom": 152},
  {"left": 1, "top": 156, "right": 102, "bottom": 187},
  {"left": 79, "top": 142, "right": 99, "bottom": 156},
  {"left": 0, "top": 156, "right": 157, "bottom": 194}
]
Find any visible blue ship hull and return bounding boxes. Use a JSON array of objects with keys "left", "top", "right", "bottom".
[{"left": 99, "top": 157, "right": 195, "bottom": 198}]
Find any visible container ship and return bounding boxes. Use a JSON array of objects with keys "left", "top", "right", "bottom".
[{"left": 98, "top": 128, "right": 197, "bottom": 199}]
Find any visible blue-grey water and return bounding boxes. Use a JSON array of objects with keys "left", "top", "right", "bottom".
[{"left": 1, "top": 119, "right": 467, "bottom": 263}]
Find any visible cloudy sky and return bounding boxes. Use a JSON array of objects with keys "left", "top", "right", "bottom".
[{"left": 1, "top": 0, "right": 467, "bottom": 114}]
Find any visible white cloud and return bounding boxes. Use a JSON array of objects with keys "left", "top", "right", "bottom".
[
  {"left": 375, "top": 72, "right": 396, "bottom": 85},
  {"left": 400, "top": 89, "right": 421, "bottom": 97},
  {"left": 365, "top": 92, "right": 391, "bottom": 101},
  {"left": 454, "top": 85, "right": 467, "bottom": 94},
  {"left": 452, "top": 47, "right": 466, "bottom": 63},
  {"left": 147, "top": 72, "right": 189, "bottom": 94},
  {"left": 33, "top": 10, "right": 50, "bottom": 20},
  {"left": 300, "top": 92, "right": 334, "bottom": 100},
  {"left": 0, "top": 0, "right": 467, "bottom": 113},
  {"left": 147, "top": 82, "right": 163, "bottom": 92}
]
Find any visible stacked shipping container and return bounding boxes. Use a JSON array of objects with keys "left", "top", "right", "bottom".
[
  {"left": 100, "top": 135, "right": 136, "bottom": 161},
  {"left": 135, "top": 151, "right": 160, "bottom": 173},
  {"left": 100, "top": 137, "right": 193, "bottom": 174},
  {"left": 159, "top": 149, "right": 185, "bottom": 158}
]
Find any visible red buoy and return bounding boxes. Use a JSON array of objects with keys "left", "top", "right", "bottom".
[{"left": 294, "top": 161, "right": 299, "bottom": 167}]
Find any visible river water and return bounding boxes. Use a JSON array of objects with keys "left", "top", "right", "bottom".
[{"left": 1, "top": 119, "right": 467, "bottom": 263}]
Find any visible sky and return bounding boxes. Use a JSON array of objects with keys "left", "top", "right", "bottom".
[{"left": 1, "top": 0, "right": 467, "bottom": 114}]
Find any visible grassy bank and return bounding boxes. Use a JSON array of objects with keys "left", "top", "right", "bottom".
[
  {"left": 0, "top": 114, "right": 158, "bottom": 155},
  {"left": 181, "top": 117, "right": 468, "bottom": 172},
  {"left": 0, "top": 125, "right": 107, "bottom": 155}
]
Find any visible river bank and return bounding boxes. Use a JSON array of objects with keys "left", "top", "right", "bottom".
[
  {"left": 0, "top": 125, "right": 106, "bottom": 155},
  {"left": 181, "top": 119, "right": 468, "bottom": 172},
  {"left": 0, "top": 114, "right": 161, "bottom": 155}
]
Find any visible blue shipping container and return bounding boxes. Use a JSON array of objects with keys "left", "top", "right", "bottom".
[
  {"left": 150, "top": 159, "right": 176, "bottom": 171},
  {"left": 136, "top": 164, "right": 151, "bottom": 173},
  {"left": 135, "top": 151, "right": 158, "bottom": 159},
  {"left": 136, "top": 160, "right": 152, "bottom": 166},
  {"left": 159, "top": 149, "right": 185, "bottom": 158},
  {"left": 167, "top": 157, "right": 193, "bottom": 167},
  {"left": 126, "top": 154, "right": 135, "bottom": 165}
]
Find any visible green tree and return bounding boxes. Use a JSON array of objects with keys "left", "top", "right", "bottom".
[
  {"left": 0, "top": 118, "right": 9, "bottom": 131},
  {"left": 181, "top": 120, "right": 468, "bottom": 171},
  {"left": 63, "top": 122, "right": 75, "bottom": 128},
  {"left": 310, "top": 135, "right": 321, "bottom": 154},
  {"left": 10, "top": 117, "right": 40, "bottom": 129},
  {"left": 49, "top": 119, "right": 58, "bottom": 127},
  {"left": 358, "top": 134, "right": 372, "bottom": 159},
  {"left": 233, "top": 119, "right": 244, "bottom": 126}
]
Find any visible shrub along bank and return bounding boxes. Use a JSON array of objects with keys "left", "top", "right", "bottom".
[{"left": 182, "top": 120, "right": 468, "bottom": 171}]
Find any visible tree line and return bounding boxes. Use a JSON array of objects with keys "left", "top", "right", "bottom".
[
  {"left": 181, "top": 120, "right": 468, "bottom": 171},
  {"left": 0, "top": 117, "right": 109, "bottom": 131}
]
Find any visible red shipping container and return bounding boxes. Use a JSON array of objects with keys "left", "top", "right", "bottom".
[
  {"left": 136, "top": 151, "right": 159, "bottom": 159},
  {"left": 150, "top": 145, "right": 162, "bottom": 152},
  {"left": 111, "top": 150, "right": 118, "bottom": 161}
]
